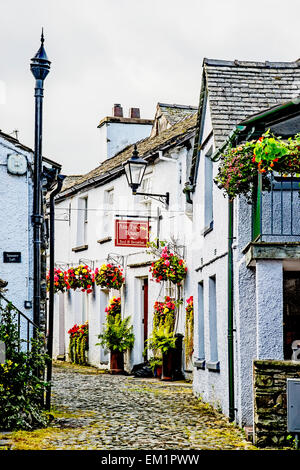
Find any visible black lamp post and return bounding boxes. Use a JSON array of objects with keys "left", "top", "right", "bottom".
[
  {"left": 123, "top": 144, "right": 169, "bottom": 206},
  {"left": 30, "top": 30, "right": 51, "bottom": 328}
]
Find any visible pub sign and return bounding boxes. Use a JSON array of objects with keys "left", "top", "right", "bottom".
[{"left": 115, "top": 219, "right": 149, "bottom": 247}]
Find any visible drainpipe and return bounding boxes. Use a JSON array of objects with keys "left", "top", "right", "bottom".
[
  {"left": 228, "top": 199, "right": 235, "bottom": 421},
  {"left": 46, "top": 174, "right": 65, "bottom": 411}
]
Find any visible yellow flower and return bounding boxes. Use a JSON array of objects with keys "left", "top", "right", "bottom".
[{"left": 164, "top": 308, "right": 169, "bottom": 314}]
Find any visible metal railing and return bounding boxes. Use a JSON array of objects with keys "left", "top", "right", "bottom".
[
  {"left": 252, "top": 173, "right": 300, "bottom": 242},
  {"left": 0, "top": 293, "right": 39, "bottom": 353}
]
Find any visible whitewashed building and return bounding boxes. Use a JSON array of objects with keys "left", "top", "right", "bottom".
[
  {"left": 52, "top": 103, "right": 197, "bottom": 371},
  {"left": 186, "top": 58, "right": 300, "bottom": 431},
  {"left": 0, "top": 129, "right": 60, "bottom": 335}
]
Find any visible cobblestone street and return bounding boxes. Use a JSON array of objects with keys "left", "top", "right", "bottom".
[{"left": 5, "top": 362, "right": 258, "bottom": 451}]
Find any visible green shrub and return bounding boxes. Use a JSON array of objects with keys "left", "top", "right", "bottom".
[
  {"left": 0, "top": 303, "right": 50, "bottom": 430},
  {"left": 97, "top": 314, "right": 134, "bottom": 352}
]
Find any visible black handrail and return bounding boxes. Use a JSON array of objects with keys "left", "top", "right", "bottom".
[{"left": 0, "top": 293, "right": 40, "bottom": 352}]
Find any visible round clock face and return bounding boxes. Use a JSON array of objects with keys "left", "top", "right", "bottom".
[{"left": 7, "top": 153, "right": 27, "bottom": 175}]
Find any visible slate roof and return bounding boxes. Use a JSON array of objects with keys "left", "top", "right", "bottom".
[
  {"left": 203, "top": 58, "right": 300, "bottom": 148},
  {"left": 189, "top": 58, "right": 300, "bottom": 184},
  {"left": 156, "top": 103, "right": 198, "bottom": 126},
  {"left": 57, "top": 112, "right": 197, "bottom": 200},
  {"left": 150, "top": 103, "right": 198, "bottom": 138}
]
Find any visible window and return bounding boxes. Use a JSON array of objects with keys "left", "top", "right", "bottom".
[
  {"left": 204, "top": 148, "right": 213, "bottom": 233},
  {"left": 76, "top": 196, "right": 88, "bottom": 246},
  {"left": 103, "top": 188, "right": 114, "bottom": 237},
  {"left": 83, "top": 197, "right": 88, "bottom": 244},
  {"left": 208, "top": 275, "right": 219, "bottom": 370}
]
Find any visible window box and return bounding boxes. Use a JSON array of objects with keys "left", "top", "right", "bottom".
[
  {"left": 206, "top": 360, "right": 220, "bottom": 372},
  {"left": 72, "top": 244, "right": 88, "bottom": 252},
  {"left": 193, "top": 358, "right": 205, "bottom": 370}
]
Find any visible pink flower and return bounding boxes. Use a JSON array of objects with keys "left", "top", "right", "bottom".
[{"left": 164, "top": 260, "right": 170, "bottom": 266}]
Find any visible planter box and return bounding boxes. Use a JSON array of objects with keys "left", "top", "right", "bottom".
[{"left": 110, "top": 350, "right": 124, "bottom": 374}]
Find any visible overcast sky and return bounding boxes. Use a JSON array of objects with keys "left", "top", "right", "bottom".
[{"left": 0, "top": 0, "right": 299, "bottom": 174}]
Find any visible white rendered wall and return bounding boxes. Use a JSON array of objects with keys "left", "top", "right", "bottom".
[
  {"left": 0, "top": 137, "right": 34, "bottom": 327},
  {"left": 53, "top": 144, "right": 193, "bottom": 370},
  {"left": 99, "top": 122, "right": 152, "bottom": 163}
]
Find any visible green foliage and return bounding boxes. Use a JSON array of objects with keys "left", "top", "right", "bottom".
[
  {"left": 184, "top": 296, "right": 194, "bottom": 362},
  {"left": 0, "top": 303, "right": 50, "bottom": 430},
  {"left": 253, "top": 130, "right": 289, "bottom": 164},
  {"left": 146, "top": 325, "right": 176, "bottom": 355},
  {"left": 215, "top": 131, "right": 300, "bottom": 200},
  {"left": 148, "top": 356, "right": 162, "bottom": 372},
  {"left": 96, "top": 314, "right": 135, "bottom": 352},
  {"left": 68, "top": 322, "right": 88, "bottom": 365}
]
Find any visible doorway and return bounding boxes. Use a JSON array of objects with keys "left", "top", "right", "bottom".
[{"left": 283, "top": 272, "right": 300, "bottom": 359}]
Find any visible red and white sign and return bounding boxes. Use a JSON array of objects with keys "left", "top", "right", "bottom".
[{"left": 115, "top": 219, "right": 149, "bottom": 247}]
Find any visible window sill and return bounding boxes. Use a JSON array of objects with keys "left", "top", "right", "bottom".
[
  {"left": 72, "top": 244, "right": 88, "bottom": 252},
  {"left": 201, "top": 220, "right": 214, "bottom": 237},
  {"left": 206, "top": 360, "right": 220, "bottom": 372},
  {"left": 97, "top": 236, "right": 112, "bottom": 245},
  {"left": 193, "top": 359, "right": 205, "bottom": 370}
]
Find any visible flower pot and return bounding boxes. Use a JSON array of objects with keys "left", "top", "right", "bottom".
[
  {"left": 161, "top": 349, "right": 174, "bottom": 381},
  {"left": 155, "top": 365, "right": 162, "bottom": 379},
  {"left": 110, "top": 350, "right": 124, "bottom": 374}
]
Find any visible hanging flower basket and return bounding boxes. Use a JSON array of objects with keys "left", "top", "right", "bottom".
[
  {"left": 149, "top": 246, "right": 187, "bottom": 285},
  {"left": 94, "top": 264, "right": 125, "bottom": 290},
  {"left": 184, "top": 296, "right": 194, "bottom": 362},
  {"left": 105, "top": 296, "right": 121, "bottom": 317},
  {"left": 214, "top": 131, "right": 300, "bottom": 200},
  {"left": 46, "top": 267, "right": 67, "bottom": 293},
  {"left": 153, "top": 296, "right": 176, "bottom": 331},
  {"left": 65, "top": 265, "right": 94, "bottom": 293}
]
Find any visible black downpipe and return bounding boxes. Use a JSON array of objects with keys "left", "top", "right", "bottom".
[
  {"left": 45, "top": 175, "right": 65, "bottom": 411},
  {"left": 228, "top": 199, "right": 235, "bottom": 421}
]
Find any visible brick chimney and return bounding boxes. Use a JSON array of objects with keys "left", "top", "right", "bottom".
[
  {"left": 112, "top": 103, "right": 123, "bottom": 117},
  {"left": 129, "top": 107, "right": 140, "bottom": 119}
]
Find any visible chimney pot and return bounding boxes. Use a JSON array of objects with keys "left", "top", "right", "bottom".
[
  {"left": 113, "top": 104, "right": 123, "bottom": 117},
  {"left": 129, "top": 107, "right": 140, "bottom": 119}
]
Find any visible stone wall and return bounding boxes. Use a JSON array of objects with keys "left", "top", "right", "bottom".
[{"left": 253, "top": 359, "right": 300, "bottom": 447}]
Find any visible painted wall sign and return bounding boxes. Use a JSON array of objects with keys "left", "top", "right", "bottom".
[
  {"left": 3, "top": 252, "right": 21, "bottom": 263},
  {"left": 115, "top": 219, "right": 149, "bottom": 247}
]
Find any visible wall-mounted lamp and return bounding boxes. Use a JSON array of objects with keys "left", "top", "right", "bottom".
[{"left": 123, "top": 144, "right": 169, "bottom": 206}]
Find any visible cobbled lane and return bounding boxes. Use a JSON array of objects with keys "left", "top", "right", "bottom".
[{"left": 7, "top": 362, "right": 258, "bottom": 450}]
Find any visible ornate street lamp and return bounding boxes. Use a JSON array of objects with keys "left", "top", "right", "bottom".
[
  {"left": 30, "top": 30, "right": 51, "bottom": 328},
  {"left": 123, "top": 144, "right": 169, "bottom": 205}
]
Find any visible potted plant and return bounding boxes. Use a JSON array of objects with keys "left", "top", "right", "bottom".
[
  {"left": 146, "top": 325, "right": 176, "bottom": 381},
  {"left": 96, "top": 313, "right": 134, "bottom": 374},
  {"left": 149, "top": 356, "right": 163, "bottom": 379}
]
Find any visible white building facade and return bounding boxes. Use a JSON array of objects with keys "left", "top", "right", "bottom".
[
  {"left": 52, "top": 104, "right": 197, "bottom": 373},
  {"left": 187, "top": 58, "right": 300, "bottom": 429}
]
